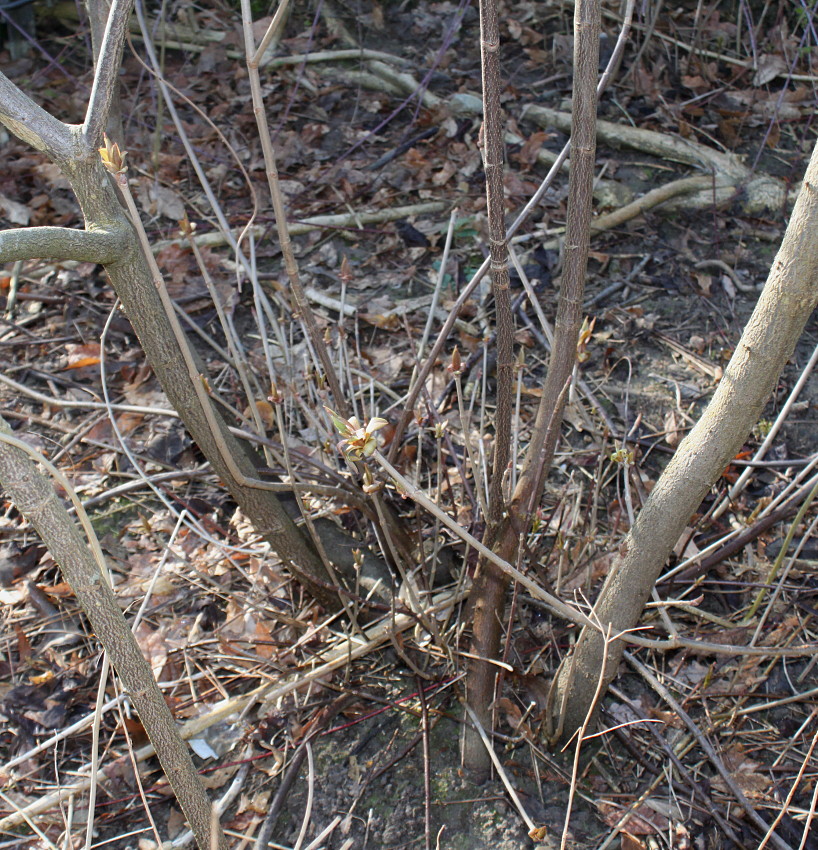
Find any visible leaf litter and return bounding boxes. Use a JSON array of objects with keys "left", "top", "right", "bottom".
[{"left": 1, "top": 0, "right": 818, "bottom": 848}]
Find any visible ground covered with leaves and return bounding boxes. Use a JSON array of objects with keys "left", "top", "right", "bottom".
[{"left": 2, "top": 0, "right": 818, "bottom": 848}]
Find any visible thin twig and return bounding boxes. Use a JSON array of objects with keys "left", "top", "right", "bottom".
[
  {"left": 240, "top": 0, "right": 346, "bottom": 416},
  {"left": 560, "top": 622, "right": 614, "bottom": 850},
  {"left": 463, "top": 706, "right": 538, "bottom": 834},
  {"left": 417, "top": 674, "right": 433, "bottom": 850},
  {"left": 758, "top": 719, "right": 818, "bottom": 850},
  {"left": 624, "top": 651, "right": 792, "bottom": 850},
  {"left": 372, "top": 450, "right": 818, "bottom": 656},
  {"left": 254, "top": 697, "right": 351, "bottom": 850},
  {"left": 385, "top": 0, "right": 635, "bottom": 454},
  {"left": 0, "top": 589, "right": 467, "bottom": 833},
  {"left": 607, "top": 684, "right": 742, "bottom": 846}
]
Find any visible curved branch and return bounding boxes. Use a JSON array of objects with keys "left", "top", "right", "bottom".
[
  {"left": 549, "top": 133, "right": 818, "bottom": 744},
  {"left": 523, "top": 103, "right": 788, "bottom": 215},
  {"left": 0, "top": 72, "right": 72, "bottom": 160},
  {"left": 538, "top": 174, "right": 735, "bottom": 251},
  {"left": 523, "top": 102, "right": 745, "bottom": 177},
  {"left": 0, "top": 225, "right": 130, "bottom": 264}
]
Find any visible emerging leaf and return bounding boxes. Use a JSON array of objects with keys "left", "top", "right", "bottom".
[
  {"left": 366, "top": 417, "right": 389, "bottom": 434},
  {"left": 98, "top": 134, "right": 127, "bottom": 175},
  {"left": 324, "top": 406, "right": 353, "bottom": 437}
]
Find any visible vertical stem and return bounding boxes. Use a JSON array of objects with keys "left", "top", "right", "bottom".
[
  {"left": 479, "top": 0, "right": 514, "bottom": 534},
  {"left": 239, "top": 0, "right": 348, "bottom": 418},
  {"left": 512, "top": 0, "right": 600, "bottom": 518},
  {"left": 462, "top": 0, "right": 515, "bottom": 778},
  {"left": 463, "top": 0, "right": 601, "bottom": 776}
]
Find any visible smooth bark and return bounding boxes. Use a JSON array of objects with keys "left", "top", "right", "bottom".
[
  {"left": 0, "top": 225, "right": 127, "bottom": 263},
  {"left": 549, "top": 136, "right": 818, "bottom": 743},
  {"left": 83, "top": 0, "right": 127, "bottom": 144},
  {"left": 1, "top": 0, "right": 403, "bottom": 608},
  {"left": 0, "top": 17, "right": 344, "bottom": 608}
]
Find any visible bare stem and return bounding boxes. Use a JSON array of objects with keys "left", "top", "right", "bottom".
[
  {"left": 239, "top": 0, "right": 348, "bottom": 417},
  {"left": 512, "top": 0, "right": 600, "bottom": 519}
]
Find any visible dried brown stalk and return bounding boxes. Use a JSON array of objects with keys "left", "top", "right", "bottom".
[{"left": 239, "top": 0, "right": 348, "bottom": 419}]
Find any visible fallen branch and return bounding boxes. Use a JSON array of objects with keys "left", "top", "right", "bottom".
[{"left": 523, "top": 103, "right": 789, "bottom": 214}]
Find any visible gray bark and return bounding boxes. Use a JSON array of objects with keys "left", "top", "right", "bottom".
[
  {"left": 0, "top": 417, "right": 226, "bottom": 850},
  {"left": 0, "top": 12, "right": 370, "bottom": 610},
  {"left": 549, "top": 136, "right": 818, "bottom": 744}
]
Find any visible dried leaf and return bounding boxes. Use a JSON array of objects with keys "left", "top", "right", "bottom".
[
  {"left": 254, "top": 619, "right": 276, "bottom": 659},
  {"left": 753, "top": 54, "right": 787, "bottom": 87},
  {"left": 712, "top": 753, "right": 769, "bottom": 799},
  {"left": 133, "top": 622, "right": 169, "bottom": 679},
  {"left": 360, "top": 313, "right": 401, "bottom": 330},
  {"left": 603, "top": 802, "right": 668, "bottom": 834},
  {"left": 664, "top": 409, "right": 683, "bottom": 448},
  {"left": 0, "top": 192, "right": 31, "bottom": 225},
  {"left": 64, "top": 342, "right": 102, "bottom": 370}
]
